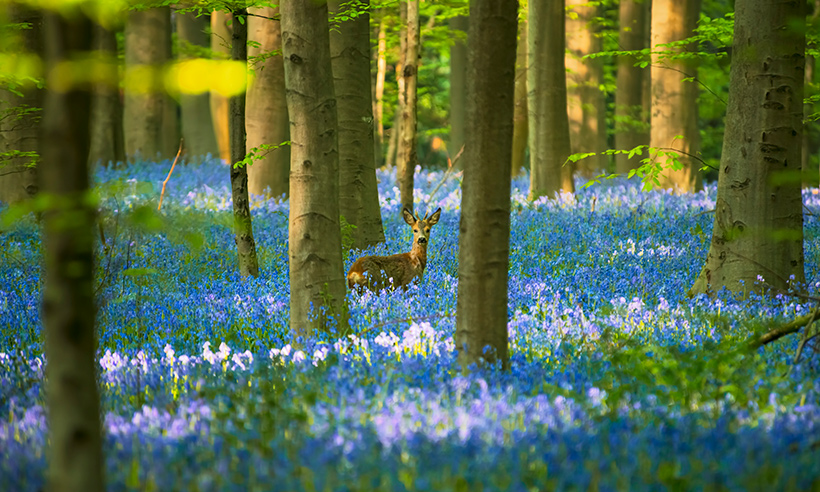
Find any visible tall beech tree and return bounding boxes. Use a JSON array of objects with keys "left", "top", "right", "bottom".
[
  {"left": 397, "top": 0, "right": 420, "bottom": 212},
  {"left": 691, "top": 0, "right": 805, "bottom": 296},
  {"left": 40, "top": 10, "right": 103, "bottom": 491},
  {"left": 455, "top": 0, "right": 517, "bottom": 371},
  {"left": 210, "top": 10, "right": 231, "bottom": 163},
  {"left": 528, "top": 0, "right": 573, "bottom": 198},
  {"left": 282, "top": 0, "right": 348, "bottom": 337},
  {"left": 449, "top": 14, "right": 468, "bottom": 162},
  {"left": 511, "top": 13, "right": 528, "bottom": 178},
  {"left": 88, "top": 22, "right": 124, "bottom": 166},
  {"left": 329, "top": 0, "right": 385, "bottom": 249},
  {"left": 247, "top": 5, "right": 290, "bottom": 199},
  {"left": 229, "top": 8, "right": 259, "bottom": 278}
]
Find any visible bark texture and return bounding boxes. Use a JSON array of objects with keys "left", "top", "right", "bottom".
[
  {"left": 511, "top": 16, "right": 528, "bottom": 178},
  {"left": 455, "top": 0, "right": 517, "bottom": 372},
  {"left": 229, "top": 9, "right": 259, "bottom": 278},
  {"left": 123, "top": 6, "right": 178, "bottom": 162},
  {"left": 690, "top": 0, "right": 806, "bottom": 296},
  {"left": 0, "top": 6, "right": 41, "bottom": 204},
  {"left": 650, "top": 0, "right": 701, "bottom": 192},
  {"left": 177, "top": 11, "right": 219, "bottom": 162},
  {"left": 282, "top": 0, "right": 349, "bottom": 337},
  {"left": 40, "top": 11, "right": 103, "bottom": 492},
  {"left": 528, "top": 0, "right": 574, "bottom": 198},
  {"left": 246, "top": 6, "right": 290, "bottom": 199},
  {"left": 210, "top": 11, "right": 232, "bottom": 163},
  {"left": 449, "top": 14, "right": 468, "bottom": 162},
  {"left": 374, "top": 12, "right": 387, "bottom": 163},
  {"left": 614, "top": 0, "right": 650, "bottom": 174},
  {"left": 329, "top": 0, "right": 386, "bottom": 249},
  {"left": 565, "top": 0, "right": 606, "bottom": 176},
  {"left": 397, "top": 0, "right": 419, "bottom": 212}
]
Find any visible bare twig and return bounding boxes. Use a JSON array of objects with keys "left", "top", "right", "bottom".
[
  {"left": 158, "top": 139, "right": 184, "bottom": 211},
  {"left": 426, "top": 144, "right": 464, "bottom": 206}
]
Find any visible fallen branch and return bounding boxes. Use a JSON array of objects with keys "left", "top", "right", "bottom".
[
  {"left": 747, "top": 307, "right": 820, "bottom": 350},
  {"left": 157, "top": 139, "right": 184, "bottom": 211},
  {"left": 426, "top": 144, "right": 464, "bottom": 207}
]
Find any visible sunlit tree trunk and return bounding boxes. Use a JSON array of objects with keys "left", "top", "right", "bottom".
[
  {"left": 565, "top": 0, "right": 606, "bottom": 176},
  {"left": 614, "top": 0, "right": 650, "bottom": 174},
  {"left": 528, "top": 0, "right": 574, "bottom": 199},
  {"left": 329, "top": 0, "right": 386, "bottom": 249},
  {"left": 40, "top": 10, "right": 103, "bottom": 492},
  {"left": 511, "top": 14, "right": 528, "bottom": 178},
  {"left": 456, "top": 0, "right": 517, "bottom": 372},
  {"left": 397, "top": 0, "right": 419, "bottom": 212},
  {"left": 282, "top": 0, "right": 348, "bottom": 337},
  {"left": 449, "top": 14, "right": 468, "bottom": 162},
  {"left": 691, "top": 0, "right": 805, "bottom": 296},
  {"left": 177, "top": 11, "right": 219, "bottom": 162},
  {"left": 374, "top": 11, "right": 387, "bottom": 165},
  {"left": 0, "top": 6, "right": 41, "bottom": 204},
  {"left": 88, "top": 22, "right": 124, "bottom": 167},
  {"left": 246, "top": 6, "right": 290, "bottom": 199},
  {"left": 124, "top": 6, "right": 178, "bottom": 162},
  {"left": 210, "top": 10, "right": 231, "bottom": 163},
  {"left": 650, "top": 0, "right": 701, "bottom": 192},
  {"left": 229, "top": 8, "right": 259, "bottom": 278}
]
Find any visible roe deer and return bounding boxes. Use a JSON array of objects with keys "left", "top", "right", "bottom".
[{"left": 347, "top": 207, "right": 442, "bottom": 291}]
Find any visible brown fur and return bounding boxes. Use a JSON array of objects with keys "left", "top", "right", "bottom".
[{"left": 347, "top": 207, "right": 441, "bottom": 291}]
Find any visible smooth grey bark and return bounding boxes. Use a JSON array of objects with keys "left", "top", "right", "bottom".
[
  {"left": 247, "top": 6, "right": 290, "bottom": 199},
  {"left": 0, "top": 6, "right": 41, "bottom": 204},
  {"left": 614, "top": 0, "right": 650, "bottom": 174},
  {"left": 449, "top": 14, "right": 468, "bottom": 163},
  {"left": 528, "top": 0, "right": 574, "bottom": 198},
  {"left": 455, "top": 0, "right": 517, "bottom": 372},
  {"left": 397, "top": 0, "right": 419, "bottom": 212},
  {"left": 229, "top": 8, "right": 259, "bottom": 278},
  {"left": 124, "top": 6, "right": 178, "bottom": 162},
  {"left": 177, "top": 11, "right": 219, "bottom": 162},
  {"left": 329, "top": 0, "right": 386, "bottom": 249},
  {"left": 281, "top": 0, "right": 349, "bottom": 337},
  {"left": 690, "top": 0, "right": 805, "bottom": 296},
  {"left": 88, "top": 22, "right": 124, "bottom": 167},
  {"left": 41, "top": 11, "right": 103, "bottom": 492}
]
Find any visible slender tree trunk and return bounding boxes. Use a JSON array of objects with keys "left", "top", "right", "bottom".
[
  {"left": 456, "top": 0, "right": 517, "bottom": 372},
  {"left": 282, "top": 0, "right": 348, "bottom": 337},
  {"left": 329, "top": 0, "right": 386, "bottom": 249},
  {"left": 511, "top": 15, "right": 528, "bottom": 178},
  {"left": 374, "top": 12, "right": 387, "bottom": 164},
  {"left": 397, "top": 0, "right": 419, "bottom": 212},
  {"left": 88, "top": 23, "right": 124, "bottom": 167},
  {"left": 528, "top": 0, "right": 574, "bottom": 199},
  {"left": 690, "top": 0, "right": 805, "bottom": 296},
  {"left": 229, "top": 8, "right": 259, "bottom": 278},
  {"left": 246, "top": 6, "right": 290, "bottom": 199},
  {"left": 177, "top": 11, "right": 219, "bottom": 162},
  {"left": 565, "top": 0, "right": 606, "bottom": 176},
  {"left": 385, "top": 111, "right": 400, "bottom": 168},
  {"left": 449, "top": 14, "right": 468, "bottom": 162},
  {"left": 40, "top": 10, "right": 103, "bottom": 492},
  {"left": 650, "top": 0, "right": 701, "bottom": 192},
  {"left": 614, "top": 0, "right": 650, "bottom": 174},
  {"left": 210, "top": 10, "right": 232, "bottom": 163},
  {"left": 124, "top": 6, "right": 177, "bottom": 162},
  {"left": 0, "top": 6, "right": 41, "bottom": 204}
]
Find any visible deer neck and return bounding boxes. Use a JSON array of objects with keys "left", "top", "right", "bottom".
[{"left": 410, "top": 241, "right": 428, "bottom": 270}]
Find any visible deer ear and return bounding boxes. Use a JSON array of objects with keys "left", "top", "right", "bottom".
[
  {"left": 427, "top": 208, "right": 442, "bottom": 226},
  {"left": 402, "top": 208, "right": 416, "bottom": 225}
]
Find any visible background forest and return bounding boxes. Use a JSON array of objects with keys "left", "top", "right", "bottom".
[{"left": 1, "top": 0, "right": 820, "bottom": 490}]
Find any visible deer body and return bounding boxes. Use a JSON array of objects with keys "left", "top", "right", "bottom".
[{"left": 347, "top": 208, "right": 441, "bottom": 291}]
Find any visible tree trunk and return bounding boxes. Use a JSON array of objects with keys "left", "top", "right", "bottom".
[
  {"left": 690, "top": 0, "right": 805, "bottom": 296},
  {"left": 511, "top": 15, "right": 528, "bottom": 178},
  {"left": 449, "top": 14, "right": 468, "bottom": 163},
  {"left": 40, "top": 11, "right": 103, "bottom": 492},
  {"left": 246, "top": 6, "right": 290, "bottom": 199},
  {"left": 0, "top": 6, "right": 41, "bottom": 204},
  {"left": 210, "top": 10, "right": 232, "bottom": 163},
  {"left": 528, "top": 0, "right": 574, "bottom": 199},
  {"left": 650, "top": 0, "right": 701, "bottom": 192},
  {"left": 282, "top": 0, "right": 349, "bottom": 337},
  {"left": 565, "top": 0, "right": 606, "bottom": 176},
  {"left": 229, "top": 8, "right": 259, "bottom": 278},
  {"left": 456, "top": 0, "right": 517, "bottom": 372},
  {"left": 329, "top": 0, "right": 386, "bottom": 249},
  {"left": 803, "top": 0, "right": 820, "bottom": 187},
  {"left": 124, "top": 6, "right": 178, "bottom": 162},
  {"left": 397, "top": 0, "right": 419, "bottom": 212},
  {"left": 614, "top": 0, "right": 650, "bottom": 174},
  {"left": 88, "top": 23, "right": 124, "bottom": 167},
  {"left": 374, "top": 11, "right": 387, "bottom": 164},
  {"left": 177, "top": 11, "right": 219, "bottom": 162}
]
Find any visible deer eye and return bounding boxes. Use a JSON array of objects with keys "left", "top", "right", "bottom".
[{"left": 413, "top": 229, "right": 418, "bottom": 233}]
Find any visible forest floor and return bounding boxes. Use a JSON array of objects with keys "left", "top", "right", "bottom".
[{"left": 1, "top": 158, "right": 819, "bottom": 491}]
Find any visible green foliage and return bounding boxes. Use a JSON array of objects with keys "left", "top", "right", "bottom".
[{"left": 234, "top": 141, "right": 291, "bottom": 169}]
